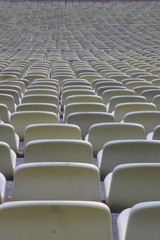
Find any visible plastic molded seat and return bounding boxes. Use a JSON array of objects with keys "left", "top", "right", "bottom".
[
  {"left": 13, "top": 162, "right": 100, "bottom": 201},
  {"left": 64, "top": 103, "right": 107, "bottom": 122},
  {"left": 0, "top": 141, "right": 16, "bottom": 180},
  {"left": 104, "top": 163, "right": 160, "bottom": 212},
  {"left": 65, "top": 95, "right": 103, "bottom": 106},
  {"left": 22, "top": 94, "right": 59, "bottom": 108},
  {"left": 0, "top": 201, "right": 112, "bottom": 240},
  {"left": 25, "top": 139, "right": 93, "bottom": 164},
  {"left": 10, "top": 111, "right": 59, "bottom": 140},
  {"left": 86, "top": 123, "right": 145, "bottom": 156},
  {"left": 67, "top": 112, "right": 114, "bottom": 139},
  {"left": 102, "top": 89, "right": 135, "bottom": 105},
  {"left": 108, "top": 95, "right": 146, "bottom": 112},
  {"left": 0, "top": 104, "right": 10, "bottom": 123},
  {"left": 0, "top": 123, "right": 19, "bottom": 153},
  {"left": 142, "top": 89, "right": 160, "bottom": 102},
  {"left": 16, "top": 103, "right": 58, "bottom": 116},
  {"left": 124, "top": 111, "right": 160, "bottom": 136},
  {"left": 117, "top": 201, "right": 160, "bottom": 240},
  {"left": 114, "top": 102, "right": 156, "bottom": 122},
  {"left": 98, "top": 140, "right": 160, "bottom": 180},
  {"left": 24, "top": 123, "right": 81, "bottom": 147},
  {"left": 0, "top": 94, "right": 16, "bottom": 113}
]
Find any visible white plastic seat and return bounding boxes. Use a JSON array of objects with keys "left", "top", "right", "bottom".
[
  {"left": 10, "top": 111, "right": 59, "bottom": 140},
  {"left": 0, "top": 201, "right": 112, "bottom": 240},
  {"left": 67, "top": 112, "right": 114, "bottom": 139},
  {"left": 104, "top": 163, "right": 160, "bottom": 212},
  {"left": 114, "top": 102, "right": 156, "bottom": 122},
  {"left": 86, "top": 123, "right": 145, "bottom": 156},
  {"left": 117, "top": 201, "right": 160, "bottom": 240},
  {"left": 97, "top": 140, "right": 160, "bottom": 180},
  {"left": 102, "top": 89, "right": 135, "bottom": 105},
  {"left": 24, "top": 123, "right": 81, "bottom": 147},
  {"left": 0, "top": 172, "right": 6, "bottom": 203},
  {"left": 13, "top": 162, "right": 100, "bottom": 201}
]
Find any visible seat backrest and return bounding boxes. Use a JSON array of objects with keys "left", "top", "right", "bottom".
[
  {"left": 0, "top": 123, "right": 19, "bottom": 153},
  {"left": 0, "top": 201, "right": 112, "bottom": 240},
  {"left": 0, "top": 94, "right": 16, "bottom": 112},
  {"left": 62, "top": 89, "right": 95, "bottom": 109},
  {"left": 102, "top": 89, "right": 135, "bottom": 104},
  {"left": 16, "top": 103, "right": 58, "bottom": 116},
  {"left": 67, "top": 112, "right": 114, "bottom": 139},
  {"left": 10, "top": 111, "right": 59, "bottom": 140},
  {"left": 142, "top": 89, "right": 160, "bottom": 102},
  {"left": 0, "top": 104, "right": 10, "bottom": 123},
  {"left": 65, "top": 95, "right": 103, "bottom": 105},
  {"left": 98, "top": 140, "right": 160, "bottom": 180},
  {"left": 21, "top": 94, "right": 59, "bottom": 108},
  {"left": 64, "top": 103, "right": 107, "bottom": 122},
  {"left": 13, "top": 162, "right": 100, "bottom": 201},
  {"left": 0, "top": 89, "right": 20, "bottom": 104},
  {"left": 0, "top": 141, "right": 16, "bottom": 180},
  {"left": 108, "top": 95, "right": 146, "bottom": 112},
  {"left": 118, "top": 202, "right": 160, "bottom": 240},
  {"left": 114, "top": 103, "right": 156, "bottom": 122},
  {"left": 25, "top": 139, "right": 93, "bottom": 163},
  {"left": 24, "top": 123, "right": 81, "bottom": 146},
  {"left": 105, "top": 163, "right": 160, "bottom": 212},
  {"left": 124, "top": 111, "right": 160, "bottom": 135},
  {"left": 87, "top": 123, "right": 145, "bottom": 156}
]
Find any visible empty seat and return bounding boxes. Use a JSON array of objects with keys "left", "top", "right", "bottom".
[
  {"left": 98, "top": 140, "right": 160, "bottom": 180},
  {"left": 86, "top": 123, "right": 145, "bottom": 156},
  {"left": 25, "top": 139, "right": 93, "bottom": 164},
  {"left": 117, "top": 201, "right": 160, "bottom": 240},
  {"left": 0, "top": 123, "right": 19, "bottom": 153},
  {"left": 102, "top": 89, "right": 135, "bottom": 105},
  {"left": 107, "top": 95, "right": 146, "bottom": 112},
  {"left": 67, "top": 112, "right": 114, "bottom": 139},
  {"left": 141, "top": 89, "right": 160, "bottom": 102},
  {"left": 13, "top": 162, "right": 100, "bottom": 201},
  {"left": 0, "top": 94, "right": 16, "bottom": 113},
  {"left": 114, "top": 102, "right": 156, "bottom": 122},
  {"left": 10, "top": 111, "right": 59, "bottom": 140},
  {"left": 64, "top": 103, "right": 107, "bottom": 122},
  {"left": 0, "top": 201, "right": 112, "bottom": 240},
  {"left": 65, "top": 95, "right": 103, "bottom": 106},
  {"left": 0, "top": 104, "right": 10, "bottom": 123},
  {"left": 0, "top": 141, "right": 16, "bottom": 180},
  {"left": 124, "top": 111, "right": 160, "bottom": 136},
  {"left": 104, "top": 163, "right": 160, "bottom": 212},
  {"left": 24, "top": 123, "right": 81, "bottom": 147}
]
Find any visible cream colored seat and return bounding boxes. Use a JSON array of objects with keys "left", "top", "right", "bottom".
[
  {"left": 67, "top": 112, "right": 114, "bottom": 139},
  {"left": 117, "top": 201, "right": 160, "bottom": 240},
  {"left": 16, "top": 103, "right": 59, "bottom": 116},
  {"left": 98, "top": 140, "right": 160, "bottom": 180},
  {"left": 64, "top": 103, "right": 107, "bottom": 122},
  {"left": 104, "top": 163, "right": 160, "bottom": 212},
  {"left": 0, "top": 89, "right": 20, "bottom": 105},
  {"left": 102, "top": 89, "right": 135, "bottom": 105},
  {"left": 0, "top": 123, "right": 19, "bottom": 153},
  {"left": 24, "top": 89, "right": 58, "bottom": 97},
  {"left": 142, "top": 89, "right": 160, "bottom": 102},
  {"left": 114, "top": 102, "right": 156, "bottom": 122},
  {"left": 65, "top": 95, "right": 103, "bottom": 106},
  {"left": 25, "top": 139, "right": 93, "bottom": 164},
  {"left": 107, "top": 96, "right": 146, "bottom": 112},
  {"left": 0, "top": 94, "right": 16, "bottom": 112},
  {"left": 86, "top": 123, "right": 145, "bottom": 156},
  {"left": 0, "top": 201, "right": 112, "bottom": 240},
  {"left": 124, "top": 111, "right": 160, "bottom": 136},
  {"left": 0, "top": 104, "right": 10, "bottom": 123},
  {"left": 13, "top": 162, "right": 100, "bottom": 201},
  {"left": 10, "top": 111, "right": 59, "bottom": 140},
  {"left": 24, "top": 123, "right": 81, "bottom": 147},
  {"left": 0, "top": 141, "right": 16, "bottom": 180},
  {"left": 21, "top": 94, "right": 59, "bottom": 109}
]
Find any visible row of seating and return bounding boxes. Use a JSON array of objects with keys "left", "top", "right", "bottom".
[{"left": 0, "top": 0, "right": 160, "bottom": 240}]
